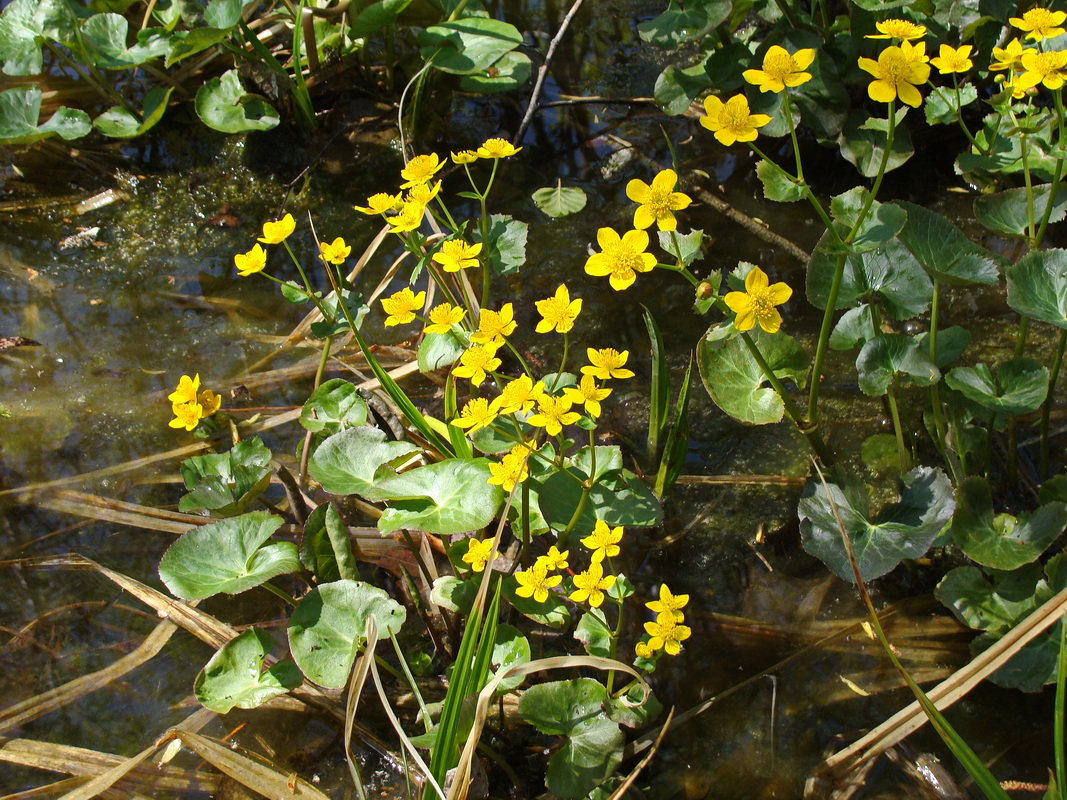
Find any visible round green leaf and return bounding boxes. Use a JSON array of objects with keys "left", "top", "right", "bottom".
[
  {"left": 799, "top": 466, "right": 955, "bottom": 582},
  {"left": 502, "top": 574, "right": 571, "bottom": 628},
  {"left": 417, "top": 330, "right": 466, "bottom": 372},
  {"left": 574, "top": 609, "right": 611, "bottom": 658},
  {"left": 418, "top": 18, "right": 522, "bottom": 75},
  {"left": 475, "top": 214, "right": 527, "bottom": 275},
  {"left": 288, "top": 579, "right": 406, "bottom": 688},
  {"left": 829, "top": 304, "right": 877, "bottom": 351},
  {"left": 975, "top": 184, "right": 1067, "bottom": 238},
  {"left": 459, "top": 50, "right": 532, "bottom": 93},
  {"left": 637, "top": 0, "right": 729, "bottom": 45},
  {"left": 0, "top": 86, "right": 90, "bottom": 145},
  {"left": 179, "top": 437, "right": 273, "bottom": 515},
  {"left": 892, "top": 201, "right": 1002, "bottom": 285},
  {"left": 194, "top": 628, "right": 302, "bottom": 713},
  {"left": 81, "top": 14, "right": 171, "bottom": 69},
  {"left": 825, "top": 188, "right": 907, "bottom": 255},
  {"left": 837, "top": 109, "right": 914, "bottom": 177},
  {"left": 349, "top": 0, "right": 413, "bottom": 38},
  {"left": 538, "top": 468, "right": 662, "bottom": 537},
  {"left": 159, "top": 511, "right": 299, "bottom": 600},
  {"left": 806, "top": 236, "right": 931, "bottom": 319},
  {"left": 654, "top": 62, "right": 713, "bottom": 116},
  {"left": 491, "top": 624, "right": 530, "bottom": 693},
  {"left": 299, "top": 379, "right": 368, "bottom": 434},
  {"left": 944, "top": 357, "right": 1048, "bottom": 416},
  {"left": 924, "top": 85, "right": 978, "bottom": 126},
  {"left": 94, "top": 86, "right": 174, "bottom": 138},
  {"left": 308, "top": 425, "right": 420, "bottom": 496},
  {"left": 195, "top": 69, "right": 279, "bottom": 133},
  {"left": 756, "top": 159, "right": 806, "bottom": 203},
  {"left": 1006, "top": 248, "right": 1067, "bottom": 328},
  {"left": 366, "top": 458, "right": 505, "bottom": 535},
  {"left": 532, "top": 182, "right": 588, "bottom": 218},
  {"left": 855, "top": 334, "right": 940, "bottom": 396},
  {"left": 951, "top": 477, "right": 1067, "bottom": 570}
]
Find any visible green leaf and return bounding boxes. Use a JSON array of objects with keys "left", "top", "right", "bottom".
[
  {"left": 855, "top": 334, "right": 940, "bottom": 396},
  {"left": 893, "top": 201, "right": 1002, "bottom": 285},
  {"left": 476, "top": 214, "right": 527, "bottom": 275},
  {"left": 502, "top": 575, "right": 571, "bottom": 628},
  {"left": 300, "top": 502, "right": 358, "bottom": 583},
  {"left": 575, "top": 609, "right": 612, "bottom": 658},
  {"left": 431, "top": 575, "right": 478, "bottom": 614},
  {"left": 532, "top": 181, "right": 588, "bottom": 218},
  {"left": 825, "top": 188, "right": 908, "bottom": 255},
  {"left": 195, "top": 69, "right": 279, "bottom": 133},
  {"left": 538, "top": 468, "right": 662, "bottom": 538},
  {"left": 179, "top": 438, "right": 272, "bottom": 515},
  {"left": 697, "top": 326, "right": 809, "bottom": 426},
  {"left": 308, "top": 426, "right": 419, "bottom": 496},
  {"left": 944, "top": 358, "right": 1049, "bottom": 416},
  {"left": 924, "top": 85, "right": 978, "bottom": 126},
  {"left": 165, "top": 27, "right": 228, "bottom": 66},
  {"left": 756, "top": 159, "right": 807, "bottom": 203},
  {"left": 606, "top": 682, "right": 662, "bottom": 729},
  {"left": 829, "top": 304, "right": 877, "bottom": 350},
  {"left": 288, "top": 579, "right": 406, "bottom": 688},
  {"left": 806, "top": 236, "right": 932, "bottom": 319},
  {"left": 861, "top": 433, "right": 901, "bottom": 474},
  {"left": 418, "top": 18, "right": 522, "bottom": 75},
  {"left": 204, "top": 0, "right": 256, "bottom": 29},
  {"left": 792, "top": 44, "right": 850, "bottom": 139},
  {"left": 915, "top": 326, "right": 971, "bottom": 369},
  {"left": 518, "top": 679, "right": 625, "bottom": 800},
  {"left": 637, "top": 0, "right": 730, "bottom": 46},
  {"left": 366, "top": 458, "right": 505, "bottom": 536},
  {"left": 300, "top": 379, "right": 368, "bottom": 434},
  {"left": 491, "top": 624, "right": 530, "bottom": 693},
  {"left": 80, "top": 14, "right": 172, "bottom": 68},
  {"left": 799, "top": 466, "right": 955, "bottom": 582},
  {"left": 418, "top": 330, "right": 465, "bottom": 372},
  {"left": 974, "top": 183, "right": 1067, "bottom": 238},
  {"left": 0, "top": 0, "right": 76, "bottom": 74},
  {"left": 194, "top": 628, "right": 301, "bottom": 713},
  {"left": 93, "top": 86, "right": 174, "bottom": 138},
  {"left": 951, "top": 477, "right": 1067, "bottom": 570},
  {"left": 837, "top": 109, "right": 914, "bottom": 177},
  {"left": 657, "top": 229, "right": 704, "bottom": 266},
  {"left": 159, "top": 511, "right": 299, "bottom": 600},
  {"left": 1006, "top": 248, "right": 1067, "bottom": 329},
  {"left": 0, "top": 86, "right": 90, "bottom": 145},
  {"left": 349, "top": 0, "right": 412, "bottom": 37},
  {"left": 654, "top": 62, "right": 713, "bottom": 116},
  {"left": 459, "top": 50, "right": 532, "bottom": 93}
]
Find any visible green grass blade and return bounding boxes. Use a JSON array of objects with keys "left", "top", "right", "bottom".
[
  {"left": 655, "top": 355, "right": 692, "bottom": 498},
  {"left": 642, "top": 306, "right": 669, "bottom": 469}
]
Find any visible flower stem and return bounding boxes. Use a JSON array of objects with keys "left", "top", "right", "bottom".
[{"left": 1040, "top": 327, "right": 1067, "bottom": 480}]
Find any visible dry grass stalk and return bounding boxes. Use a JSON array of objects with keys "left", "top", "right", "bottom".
[
  {"left": 1, "top": 774, "right": 140, "bottom": 799},
  {"left": 33, "top": 490, "right": 208, "bottom": 535}
]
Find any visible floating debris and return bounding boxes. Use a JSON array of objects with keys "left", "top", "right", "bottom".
[{"left": 58, "top": 226, "right": 100, "bottom": 250}]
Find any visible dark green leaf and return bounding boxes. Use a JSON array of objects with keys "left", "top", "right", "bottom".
[
  {"left": 418, "top": 330, "right": 465, "bottom": 372},
  {"left": 491, "top": 624, "right": 530, "bottom": 693},
  {"left": 915, "top": 326, "right": 971, "bottom": 368},
  {"left": 300, "top": 379, "right": 368, "bottom": 434},
  {"left": 945, "top": 357, "right": 1048, "bottom": 416},
  {"left": 756, "top": 159, "right": 807, "bottom": 203},
  {"left": 637, "top": 0, "right": 729, "bottom": 45},
  {"left": 893, "top": 201, "right": 1002, "bottom": 285},
  {"left": 194, "top": 628, "right": 301, "bottom": 713},
  {"left": 0, "top": 86, "right": 90, "bottom": 145},
  {"left": 538, "top": 468, "right": 662, "bottom": 538},
  {"left": 195, "top": 69, "right": 279, "bottom": 133},
  {"left": 825, "top": 188, "right": 908, "bottom": 255},
  {"left": 924, "top": 85, "right": 978, "bottom": 126},
  {"left": 165, "top": 27, "right": 228, "bottom": 66},
  {"left": 300, "top": 502, "right": 358, "bottom": 583},
  {"left": 829, "top": 304, "right": 877, "bottom": 350},
  {"left": 654, "top": 62, "right": 713, "bottom": 116},
  {"left": 418, "top": 18, "right": 522, "bottom": 75},
  {"left": 658, "top": 229, "right": 704, "bottom": 266},
  {"left": 575, "top": 609, "right": 612, "bottom": 658},
  {"left": 974, "top": 184, "right": 1067, "bottom": 237},
  {"left": 806, "top": 236, "right": 932, "bottom": 319},
  {"left": 838, "top": 109, "right": 914, "bottom": 177},
  {"left": 1006, "top": 248, "right": 1067, "bottom": 328},
  {"left": 204, "top": 0, "right": 256, "bottom": 29},
  {"left": 855, "top": 334, "right": 940, "bottom": 396},
  {"left": 93, "top": 86, "right": 174, "bottom": 138},
  {"left": 179, "top": 438, "right": 273, "bottom": 515},
  {"left": 459, "top": 50, "right": 532, "bottom": 93},
  {"left": 349, "top": 0, "right": 412, "bottom": 37},
  {"left": 476, "top": 214, "right": 527, "bottom": 275}
]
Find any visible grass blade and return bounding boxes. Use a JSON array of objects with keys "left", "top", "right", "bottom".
[{"left": 642, "top": 305, "right": 669, "bottom": 469}]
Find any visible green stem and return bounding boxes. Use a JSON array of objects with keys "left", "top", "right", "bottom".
[
  {"left": 606, "top": 590, "right": 625, "bottom": 695},
  {"left": 559, "top": 484, "right": 591, "bottom": 548},
  {"left": 1036, "top": 88, "right": 1066, "bottom": 247},
  {"left": 951, "top": 76, "right": 980, "bottom": 152},
  {"left": 390, "top": 633, "right": 432, "bottom": 733},
  {"left": 314, "top": 334, "right": 333, "bottom": 388},
  {"left": 262, "top": 581, "right": 298, "bottom": 607},
  {"left": 282, "top": 241, "right": 330, "bottom": 318},
  {"left": 927, "top": 281, "right": 959, "bottom": 481},
  {"left": 885, "top": 381, "right": 910, "bottom": 473},
  {"left": 782, "top": 93, "right": 805, "bottom": 183},
  {"left": 1040, "top": 328, "right": 1067, "bottom": 480},
  {"left": 654, "top": 262, "right": 700, "bottom": 287}
]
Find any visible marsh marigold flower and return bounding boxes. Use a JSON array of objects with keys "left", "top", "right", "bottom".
[
  {"left": 488, "top": 445, "right": 531, "bottom": 493},
  {"left": 570, "top": 562, "right": 616, "bottom": 608},
  {"left": 380, "top": 287, "right": 425, "bottom": 327},
  {"left": 453, "top": 343, "right": 502, "bottom": 386},
  {"left": 581, "top": 519, "right": 623, "bottom": 563},
  {"left": 400, "top": 153, "right": 444, "bottom": 188},
  {"left": 354, "top": 192, "right": 401, "bottom": 216},
  {"left": 514, "top": 563, "right": 561, "bottom": 603},
  {"left": 234, "top": 243, "right": 267, "bottom": 277},
  {"left": 199, "top": 389, "right": 222, "bottom": 417},
  {"left": 319, "top": 237, "right": 351, "bottom": 265},
  {"left": 432, "top": 239, "right": 482, "bottom": 272},
  {"left": 387, "top": 202, "right": 426, "bottom": 234},
  {"left": 699, "top": 94, "right": 772, "bottom": 146},
  {"left": 582, "top": 348, "right": 634, "bottom": 380},
  {"left": 405, "top": 181, "right": 441, "bottom": 207},
  {"left": 169, "top": 401, "right": 203, "bottom": 431},
  {"left": 536, "top": 545, "right": 569, "bottom": 572},
  {"left": 497, "top": 375, "right": 545, "bottom": 414},
  {"left": 646, "top": 584, "right": 689, "bottom": 622},
  {"left": 584, "top": 227, "right": 657, "bottom": 291},
  {"left": 451, "top": 396, "right": 499, "bottom": 433},
  {"left": 857, "top": 42, "right": 930, "bottom": 107},
  {"left": 1018, "top": 49, "right": 1067, "bottom": 90},
  {"left": 724, "top": 266, "right": 792, "bottom": 333},
  {"left": 931, "top": 44, "right": 974, "bottom": 74},
  {"left": 527, "top": 394, "right": 581, "bottom": 436},
  {"left": 563, "top": 373, "right": 611, "bottom": 417},
  {"left": 477, "top": 138, "right": 521, "bottom": 158},
  {"left": 258, "top": 213, "right": 295, "bottom": 245},
  {"left": 743, "top": 45, "right": 816, "bottom": 93},
  {"left": 1010, "top": 7, "right": 1067, "bottom": 41},
  {"left": 990, "top": 39, "right": 1034, "bottom": 71},
  {"left": 451, "top": 149, "right": 479, "bottom": 164},
  {"left": 634, "top": 641, "right": 655, "bottom": 659},
  {"left": 471, "top": 303, "right": 517, "bottom": 345},
  {"left": 535, "top": 284, "right": 582, "bottom": 333},
  {"left": 425, "top": 302, "right": 466, "bottom": 334},
  {"left": 865, "top": 18, "right": 927, "bottom": 40},
  {"left": 644, "top": 614, "right": 691, "bottom": 655},
  {"left": 168, "top": 374, "right": 201, "bottom": 406},
  {"left": 625, "top": 169, "right": 692, "bottom": 231},
  {"left": 462, "top": 538, "right": 498, "bottom": 573}
]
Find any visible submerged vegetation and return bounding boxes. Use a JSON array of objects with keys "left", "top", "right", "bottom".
[{"left": 7, "top": 0, "right": 1067, "bottom": 796}]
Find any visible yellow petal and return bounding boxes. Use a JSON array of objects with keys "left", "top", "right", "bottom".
[
  {"left": 744, "top": 266, "right": 769, "bottom": 293},
  {"left": 621, "top": 229, "right": 649, "bottom": 251},
  {"left": 633, "top": 205, "right": 656, "bottom": 230},
  {"left": 724, "top": 291, "right": 751, "bottom": 315},
  {"left": 596, "top": 227, "right": 620, "bottom": 249},
  {"left": 757, "top": 307, "right": 783, "bottom": 333},
  {"left": 867, "top": 79, "right": 898, "bottom": 104},
  {"left": 765, "top": 281, "right": 793, "bottom": 305},
  {"left": 793, "top": 49, "right": 816, "bottom": 70},
  {"left": 651, "top": 169, "right": 678, "bottom": 192},
  {"left": 626, "top": 179, "right": 651, "bottom": 203}
]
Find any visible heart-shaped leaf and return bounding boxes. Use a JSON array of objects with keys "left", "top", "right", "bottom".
[
  {"left": 93, "top": 86, "right": 174, "bottom": 138},
  {"left": 806, "top": 236, "right": 931, "bottom": 319},
  {"left": 308, "top": 426, "right": 419, "bottom": 496},
  {"left": 945, "top": 357, "right": 1049, "bottom": 418},
  {"left": 418, "top": 18, "right": 522, "bottom": 75},
  {"left": 179, "top": 437, "right": 273, "bottom": 515},
  {"left": 855, "top": 334, "right": 940, "bottom": 396},
  {"left": 838, "top": 109, "right": 914, "bottom": 177},
  {"left": 824, "top": 188, "right": 907, "bottom": 255},
  {"left": 80, "top": 14, "right": 172, "bottom": 68},
  {"left": 299, "top": 379, "right": 368, "bottom": 434},
  {"left": 893, "top": 201, "right": 1002, "bottom": 285},
  {"left": 532, "top": 182, "right": 588, "bottom": 218},
  {"left": 194, "top": 628, "right": 302, "bottom": 713},
  {"left": 459, "top": 50, "right": 532, "bottom": 93},
  {"left": 975, "top": 183, "right": 1067, "bottom": 237},
  {"left": 1006, "top": 248, "right": 1067, "bottom": 329},
  {"left": 0, "top": 86, "right": 90, "bottom": 145},
  {"left": 195, "top": 69, "right": 279, "bottom": 133},
  {"left": 538, "top": 468, "right": 662, "bottom": 538}
]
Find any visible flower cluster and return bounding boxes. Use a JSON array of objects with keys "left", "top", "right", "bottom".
[
  {"left": 167, "top": 373, "right": 221, "bottom": 431},
  {"left": 635, "top": 584, "right": 692, "bottom": 658}
]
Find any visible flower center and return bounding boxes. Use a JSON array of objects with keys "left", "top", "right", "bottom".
[
  {"left": 605, "top": 242, "right": 641, "bottom": 275},
  {"left": 764, "top": 50, "right": 796, "bottom": 80},
  {"left": 721, "top": 103, "right": 751, "bottom": 132},
  {"left": 878, "top": 49, "right": 911, "bottom": 83},
  {"left": 644, "top": 187, "right": 673, "bottom": 215},
  {"left": 750, "top": 289, "right": 776, "bottom": 318}
]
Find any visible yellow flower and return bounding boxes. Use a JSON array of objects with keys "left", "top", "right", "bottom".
[
  {"left": 584, "top": 227, "right": 657, "bottom": 291},
  {"left": 646, "top": 584, "right": 689, "bottom": 622},
  {"left": 199, "top": 389, "right": 222, "bottom": 417},
  {"left": 488, "top": 448, "right": 530, "bottom": 493},
  {"left": 857, "top": 43, "right": 930, "bottom": 107},
  {"left": 387, "top": 201, "right": 426, "bottom": 234},
  {"left": 582, "top": 348, "right": 634, "bottom": 380},
  {"left": 625, "top": 169, "right": 693, "bottom": 231},
  {"left": 535, "top": 284, "right": 582, "bottom": 333},
  {"left": 990, "top": 39, "right": 1035, "bottom": 72},
  {"left": 453, "top": 343, "right": 502, "bottom": 386},
  {"left": 1010, "top": 7, "right": 1067, "bottom": 41},
  {"left": 743, "top": 45, "right": 816, "bottom": 93},
  {"left": 930, "top": 44, "right": 973, "bottom": 74},
  {"left": 257, "top": 213, "right": 295, "bottom": 245},
  {"left": 527, "top": 394, "right": 581, "bottom": 436},
  {"left": 535, "top": 545, "right": 569, "bottom": 572},
  {"left": 425, "top": 302, "right": 466, "bottom": 334},
  {"left": 569, "top": 562, "right": 616, "bottom": 608},
  {"left": 451, "top": 149, "right": 479, "bottom": 164},
  {"left": 234, "top": 243, "right": 267, "bottom": 277},
  {"left": 724, "top": 266, "right": 792, "bottom": 333},
  {"left": 432, "top": 239, "right": 482, "bottom": 272},
  {"left": 354, "top": 192, "right": 401, "bottom": 215},
  {"left": 319, "top": 237, "right": 351, "bottom": 265},
  {"left": 477, "top": 138, "right": 521, "bottom": 158},
  {"left": 168, "top": 374, "right": 201, "bottom": 405},
  {"left": 997, "top": 72, "right": 1031, "bottom": 99},
  {"left": 169, "top": 401, "right": 203, "bottom": 431},
  {"left": 563, "top": 373, "right": 612, "bottom": 418},
  {"left": 1018, "top": 49, "right": 1067, "bottom": 91},
  {"left": 699, "top": 94, "right": 772, "bottom": 146},
  {"left": 380, "top": 287, "right": 426, "bottom": 327},
  {"left": 497, "top": 375, "right": 545, "bottom": 415},
  {"left": 451, "top": 396, "right": 500, "bottom": 433},
  {"left": 400, "top": 153, "right": 444, "bottom": 189},
  {"left": 643, "top": 614, "right": 691, "bottom": 655},
  {"left": 580, "top": 519, "right": 623, "bottom": 563},
  {"left": 514, "top": 563, "right": 561, "bottom": 603},
  {"left": 865, "top": 18, "right": 927, "bottom": 40},
  {"left": 634, "top": 641, "right": 655, "bottom": 659},
  {"left": 471, "top": 303, "right": 517, "bottom": 345},
  {"left": 462, "top": 538, "right": 498, "bottom": 573},
  {"left": 405, "top": 180, "right": 442, "bottom": 207}
]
